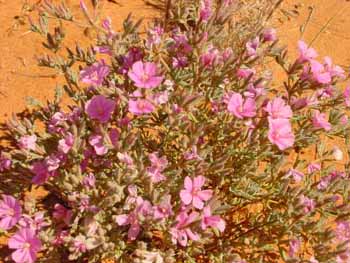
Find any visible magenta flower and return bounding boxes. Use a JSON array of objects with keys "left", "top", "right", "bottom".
[
  {"left": 180, "top": 176, "right": 213, "bottom": 209},
  {"left": 262, "top": 28, "right": 277, "bottom": 42},
  {"left": 153, "top": 195, "right": 174, "bottom": 220},
  {"left": 200, "top": 46, "right": 220, "bottom": 68},
  {"left": 31, "top": 161, "right": 51, "bottom": 185},
  {"left": 268, "top": 118, "right": 295, "bottom": 150},
  {"left": 170, "top": 211, "right": 200, "bottom": 246},
  {"left": 58, "top": 132, "right": 74, "bottom": 154},
  {"left": 8, "top": 228, "right": 42, "bottom": 263},
  {"left": 237, "top": 68, "right": 256, "bottom": 79},
  {"left": 297, "top": 40, "right": 318, "bottom": 63},
  {"left": 82, "top": 173, "right": 96, "bottom": 189},
  {"left": 18, "top": 135, "right": 37, "bottom": 151},
  {"left": 128, "top": 99, "right": 155, "bottom": 115},
  {"left": 53, "top": 204, "right": 72, "bottom": 226},
  {"left": 146, "top": 152, "right": 168, "bottom": 183},
  {"left": 264, "top": 97, "right": 293, "bottom": 119},
  {"left": 85, "top": 95, "right": 116, "bottom": 123},
  {"left": 128, "top": 61, "right": 163, "bottom": 89},
  {"left": 199, "top": 0, "right": 212, "bottom": 22},
  {"left": 227, "top": 92, "right": 256, "bottom": 119},
  {"left": 80, "top": 60, "right": 110, "bottom": 86},
  {"left": 307, "top": 162, "right": 321, "bottom": 174},
  {"left": 0, "top": 195, "right": 21, "bottom": 230},
  {"left": 312, "top": 110, "right": 331, "bottom": 131},
  {"left": 201, "top": 206, "right": 225, "bottom": 232}
]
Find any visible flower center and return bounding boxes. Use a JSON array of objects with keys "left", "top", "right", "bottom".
[
  {"left": 141, "top": 73, "right": 150, "bottom": 82},
  {"left": 23, "top": 242, "right": 31, "bottom": 249},
  {"left": 7, "top": 208, "right": 14, "bottom": 216}
]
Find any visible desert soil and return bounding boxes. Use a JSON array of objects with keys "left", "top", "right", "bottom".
[{"left": 0, "top": 0, "right": 350, "bottom": 261}]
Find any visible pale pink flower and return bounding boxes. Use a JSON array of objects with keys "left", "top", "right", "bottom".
[
  {"left": 18, "top": 212, "right": 49, "bottom": 232},
  {"left": 170, "top": 211, "right": 200, "bottom": 246},
  {"left": 53, "top": 204, "right": 72, "bottom": 226},
  {"left": 299, "top": 194, "right": 316, "bottom": 214},
  {"left": 264, "top": 97, "right": 293, "bottom": 119},
  {"left": 335, "top": 221, "right": 350, "bottom": 242},
  {"left": 286, "top": 169, "right": 304, "bottom": 183},
  {"left": 89, "top": 134, "right": 108, "bottom": 156},
  {"left": 150, "top": 91, "right": 169, "bottom": 105},
  {"left": 309, "top": 60, "right": 332, "bottom": 84},
  {"left": 336, "top": 250, "right": 350, "bottom": 263},
  {"left": 180, "top": 176, "right": 213, "bottom": 209},
  {"left": 201, "top": 206, "right": 225, "bottom": 232},
  {"left": 341, "top": 115, "right": 348, "bottom": 125},
  {"left": 344, "top": 86, "right": 350, "bottom": 107},
  {"left": 312, "top": 110, "right": 331, "bottom": 131},
  {"left": 8, "top": 228, "right": 42, "bottom": 263},
  {"left": 184, "top": 146, "right": 202, "bottom": 161},
  {"left": 146, "top": 152, "right": 168, "bottom": 183},
  {"left": 85, "top": 95, "right": 116, "bottom": 123},
  {"left": 80, "top": 60, "right": 110, "bottom": 86},
  {"left": 307, "top": 163, "right": 321, "bottom": 174},
  {"left": 128, "top": 99, "right": 155, "bottom": 115},
  {"left": 128, "top": 61, "right": 163, "bottom": 89},
  {"left": 0, "top": 195, "right": 21, "bottom": 230},
  {"left": 125, "top": 185, "right": 138, "bottom": 206},
  {"left": 73, "top": 235, "right": 88, "bottom": 253},
  {"left": 82, "top": 173, "right": 96, "bottom": 189},
  {"left": 288, "top": 238, "right": 301, "bottom": 258},
  {"left": 227, "top": 92, "right": 256, "bottom": 119},
  {"left": 18, "top": 135, "right": 37, "bottom": 151},
  {"left": 324, "top": 56, "right": 345, "bottom": 79},
  {"left": 117, "top": 152, "right": 134, "bottom": 168},
  {"left": 58, "top": 132, "right": 74, "bottom": 154},
  {"left": 297, "top": 40, "right": 318, "bottom": 63},
  {"left": 268, "top": 118, "right": 295, "bottom": 150},
  {"left": 153, "top": 195, "right": 173, "bottom": 220}
]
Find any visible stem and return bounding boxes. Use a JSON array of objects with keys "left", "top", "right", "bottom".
[{"left": 164, "top": 0, "right": 172, "bottom": 30}]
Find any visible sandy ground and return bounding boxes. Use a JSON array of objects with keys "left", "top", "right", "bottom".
[{"left": 0, "top": 0, "right": 350, "bottom": 261}]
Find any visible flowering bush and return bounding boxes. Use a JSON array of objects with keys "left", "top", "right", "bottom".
[{"left": 1, "top": 0, "right": 350, "bottom": 262}]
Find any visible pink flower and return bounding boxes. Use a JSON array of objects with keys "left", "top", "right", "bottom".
[
  {"left": 117, "top": 152, "right": 134, "bottom": 168},
  {"left": 0, "top": 154, "right": 11, "bottom": 172},
  {"left": 128, "top": 99, "right": 155, "bottom": 115},
  {"left": 308, "top": 60, "right": 332, "bottom": 84},
  {"left": 336, "top": 250, "right": 350, "bottom": 263},
  {"left": 227, "top": 92, "right": 256, "bottom": 119},
  {"left": 80, "top": 60, "right": 110, "bottom": 86},
  {"left": 180, "top": 176, "right": 213, "bottom": 209},
  {"left": 128, "top": 61, "right": 163, "bottom": 89},
  {"left": 58, "top": 132, "right": 74, "bottom": 154},
  {"left": 170, "top": 211, "right": 200, "bottom": 246},
  {"left": 82, "top": 173, "right": 96, "bottom": 189},
  {"left": 262, "top": 28, "right": 277, "bottom": 42},
  {"left": 184, "top": 146, "right": 202, "bottom": 161},
  {"left": 297, "top": 40, "right": 318, "bottom": 63},
  {"left": 115, "top": 198, "right": 153, "bottom": 240},
  {"left": 146, "top": 152, "right": 168, "bottom": 183},
  {"left": 18, "top": 135, "right": 37, "bottom": 151},
  {"left": 237, "top": 68, "right": 256, "bottom": 79},
  {"left": 264, "top": 97, "right": 293, "bottom": 119},
  {"left": 153, "top": 195, "right": 173, "bottom": 220},
  {"left": 89, "top": 134, "right": 108, "bottom": 156},
  {"left": 246, "top": 37, "right": 260, "bottom": 57},
  {"left": 299, "top": 195, "right": 316, "bottom": 214},
  {"left": 201, "top": 206, "right": 225, "bottom": 232},
  {"left": 0, "top": 195, "right": 21, "bottom": 230},
  {"left": 18, "top": 212, "right": 49, "bottom": 232},
  {"left": 199, "top": 0, "right": 212, "bottom": 22},
  {"left": 344, "top": 86, "right": 350, "bottom": 107},
  {"left": 8, "top": 228, "right": 42, "bottom": 263},
  {"left": 312, "top": 110, "right": 331, "bottom": 131},
  {"left": 268, "top": 118, "right": 295, "bottom": 150},
  {"left": 288, "top": 238, "right": 301, "bottom": 258},
  {"left": 85, "top": 95, "right": 116, "bottom": 123},
  {"left": 53, "top": 204, "right": 72, "bottom": 226},
  {"left": 324, "top": 56, "right": 345, "bottom": 79}
]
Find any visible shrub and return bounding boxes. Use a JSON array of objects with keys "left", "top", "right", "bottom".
[{"left": 1, "top": 0, "right": 350, "bottom": 262}]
